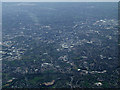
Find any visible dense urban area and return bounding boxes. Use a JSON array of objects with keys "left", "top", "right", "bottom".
[{"left": 2, "top": 2, "right": 120, "bottom": 88}]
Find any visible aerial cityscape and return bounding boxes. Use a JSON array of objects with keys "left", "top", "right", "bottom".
[{"left": 2, "top": 2, "right": 119, "bottom": 88}]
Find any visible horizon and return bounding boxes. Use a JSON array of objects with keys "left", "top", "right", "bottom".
[{"left": 1, "top": 0, "right": 120, "bottom": 2}]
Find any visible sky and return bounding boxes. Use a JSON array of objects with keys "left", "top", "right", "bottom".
[{"left": 1, "top": 0, "right": 120, "bottom": 2}]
